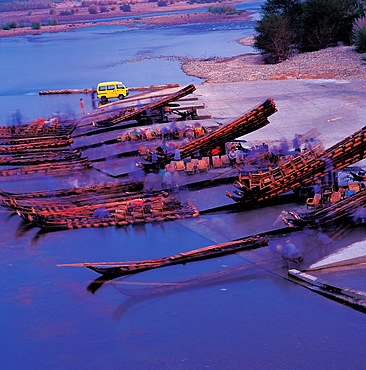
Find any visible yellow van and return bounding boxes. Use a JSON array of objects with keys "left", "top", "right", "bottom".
[{"left": 97, "top": 81, "right": 129, "bottom": 102}]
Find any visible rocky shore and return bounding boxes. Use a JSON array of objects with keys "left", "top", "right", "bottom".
[{"left": 182, "top": 37, "right": 366, "bottom": 83}]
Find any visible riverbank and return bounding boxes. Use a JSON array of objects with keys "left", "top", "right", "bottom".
[
  {"left": 0, "top": 0, "right": 253, "bottom": 38},
  {"left": 1, "top": 0, "right": 365, "bottom": 85},
  {"left": 182, "top": 37, "right": 366, "bottom": 83}
]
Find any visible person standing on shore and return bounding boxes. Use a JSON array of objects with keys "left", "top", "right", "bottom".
[{"left": 80, "top": 98, "right": 85, "bottom": 116}]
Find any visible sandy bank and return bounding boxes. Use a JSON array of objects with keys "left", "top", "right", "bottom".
[{"left": 182, "top": 38, "right": 366, "bottom": 83}]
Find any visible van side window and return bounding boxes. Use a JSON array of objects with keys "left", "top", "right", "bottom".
[
  {"left": 116, "top": 84, "right": 124, "bottom": 89},
  {"left": 107, "top": 85, "right": 115, "bottom": 90},
  {"left": 98, "top": 86, "right": 106, "bottom": 91}
]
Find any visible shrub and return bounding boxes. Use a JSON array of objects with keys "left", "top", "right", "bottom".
[
  {"left": 100, "top": 5, "right": 109, "bottom": 12},
  {"left": 353, "top": 17, "right": 366, "bottom": 52},
  {"left": 254, "top": 13, "right": 294, "bottom": 63},
  {"left": 120, "top": 4, "right": 131, "bottom": 11},
  {"left": 158, "top": 1, "right": 168, "bottom": 6},
  {"left": 60, "top": 9, "right": 75, "bottom": 16},
  {"left": 2, "top": 21, "right": 17, "bottom": 30},
  {"left": 48, "top": 19, "right": 58, "bottom": 26},
  {"left": 300, "top": 0, "right": 346, "bottom": 51},
  {"left": 256, "top": 0, "right": 366, "bottom": 59},
  {"left": 88, "top": 5, "right": 98, "bottom": 14},
  {"left": 208, "top": 5, "right": 239, "bottom": 15},
  {"left": 31, "top": 21, "right": 41, "bottom": 30}
]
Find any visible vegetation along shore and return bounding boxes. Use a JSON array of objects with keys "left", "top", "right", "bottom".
[{"left": 1, "top": 0, "right": 366, "bottom": 83}]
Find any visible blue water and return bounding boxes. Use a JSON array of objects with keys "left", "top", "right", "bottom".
[
  {"left": 1, "top": 4, "right": 366, "bottom": 369},
  {"left": 0, "top": 17, "right": 256, "bottom": 124}
]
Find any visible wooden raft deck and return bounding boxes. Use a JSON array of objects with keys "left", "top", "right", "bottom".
[{"left": 226, "top": 125, "right": 366, "bottom": 204}]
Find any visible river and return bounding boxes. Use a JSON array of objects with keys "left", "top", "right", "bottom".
[
  {"left": 0, "top": 2, "right": 261, "bottom": 124},
  {"left": 1, "top": 2, "right": 366, "bottom": 369}
]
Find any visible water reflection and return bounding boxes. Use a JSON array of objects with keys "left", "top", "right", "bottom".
[
  {"left": 84, "top": 223, "right": 366, "bottom": 322},
  {"left": 112, "top": 266, "right": 262, "bottom": 320}
]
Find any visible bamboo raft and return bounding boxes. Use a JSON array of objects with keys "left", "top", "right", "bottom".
[
  {"left": 60, "top": 235, "right": 268, "bottom": 277},
  {"left": 7, "top": 186, "right": 154, "bottom": 221},
  {"left": 0, "top": 149, "right": 82, "bottom": 166},
  {"left": 289, "top": 269, "right": 366, "bottom": 313},
  {"left": 14, "top": 193, "right": 199, "bottom": 230},
  {"left": 282, "top": 188, "right": 366, "bottom": 229},
  {"left": 0, "top": 180, "right": 143, "bottom": 209},
  {"left": 178, "top": 98, "right": 277, "bottom": 160},
  {"left": 0, "top": 157, "right": 92, "bottom": 178},
  {"left": 90, "top": 84, "right": 197, "bottom": 128},
  {"left": 226, "top": 125, "right": 366, "bottom": 204},
  {"left": 0, "top": 119, "right": 75, "bottom": 139},
  {"left": 0, "top": 136, "right": 73, "bottom": 152}
]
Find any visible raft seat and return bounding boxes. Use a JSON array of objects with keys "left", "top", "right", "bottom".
[
  {"left": 185, "top": 161, "right": 196, "bottom": 175},
  {"left": 348, "top": 183, "right": 360, "bottom": 193},
  {"left": 330, "top": 191, "right": 342, "bottom": 203},
  {"left": 221, "top": 155, "right": 230, "bottom": 167},
  {"left": 249, "top": 173, "right": 261, "bottom": 188},
  {"left": 197, "top": 159, "right": 209, "bottom": 172},
  {"left": 212, "top": 156, "right": 222, "bottom": 168},
  {"left": 306, "top": 194, "right": 322, "bottom": 209},
  {"left": 175, "top": 161, "right": 185, "bottom": 171},
  {"left": 165, "top": 163, "right": 175, "bottom": 172}
]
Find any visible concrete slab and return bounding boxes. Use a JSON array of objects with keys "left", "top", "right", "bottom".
[{"left": 196, "top": 79, "right": 366, "bottom": 168}]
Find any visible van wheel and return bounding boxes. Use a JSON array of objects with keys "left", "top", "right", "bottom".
[
  {"left": 118, "top": 94, "right": 125, "bottom": 100},
  {"left": 101, "top": 96, "right": 108, "bottom": 104}
]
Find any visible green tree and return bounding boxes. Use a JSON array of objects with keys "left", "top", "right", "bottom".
[
  {"left": 300, "top": 0, "right": 359, "bottom": 51},
  {"left": 254, "top": 13, "right": 294, "bottom": 63},
  {"left": 255, "top": 0, "right": 366, "bottom": 60}
]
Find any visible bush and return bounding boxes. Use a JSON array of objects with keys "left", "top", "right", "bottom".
[
  {"left": 300, "top": 0, "right": 351, "bottom": 51},
  {"left": 158, "top": 1, "right": 168, "bottom": 6},
  {"left": 256, "top": 0, "right": 366, "bottom": 60},
  {"left": 209, "top": 5, "right": 239, "bottom": 15},
  {"left": 88, "top": 5, "right": 98, "bottom": 14},
  {"left": 60, "top": 9, "right": 74, "bottom": 16},
  {"left": 120, "top": 4, "right": 131, "bottom": 11},
  {"left": 353, "top": 17, "right": 366, "bottom": 52},
  {"left": 31, "top": 21, "right": 41, "bottom": 30},
  {"left": 255, "top": 13, "right": 294, "bottom": 63},
  {"left": 2, "top": 21, "right": 17, "bottom": 30},
  {"left": 48, "top": 19, "right": 58, "bottom": 26}
]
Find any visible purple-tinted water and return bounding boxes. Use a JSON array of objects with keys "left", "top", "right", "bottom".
[
  {"left": 1, "top": 197, "right": 366, "bottom": 368},
  {"left": 1, "top": 7, "right": 366, "bottom": 368}
]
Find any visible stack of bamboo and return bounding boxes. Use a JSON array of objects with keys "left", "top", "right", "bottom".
[
  {"left": 23, "top": 194, "right": 199, "bottom": 231},
  {"left": 285, "top": 188, "right": 366, "bottom": 228},
  {"left": 179, "top": 98, "right": 277, "bottom": 159},
  {"left": 92, "top": 84, "right": 196, "bottom": 128},
  {"left": 227, "top": 125, "right": 366, "bottom": 204}
]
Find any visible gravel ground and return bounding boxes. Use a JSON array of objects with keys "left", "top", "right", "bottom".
[{"left": 182, "top": 39, "right": 366, "bottom": 83}]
